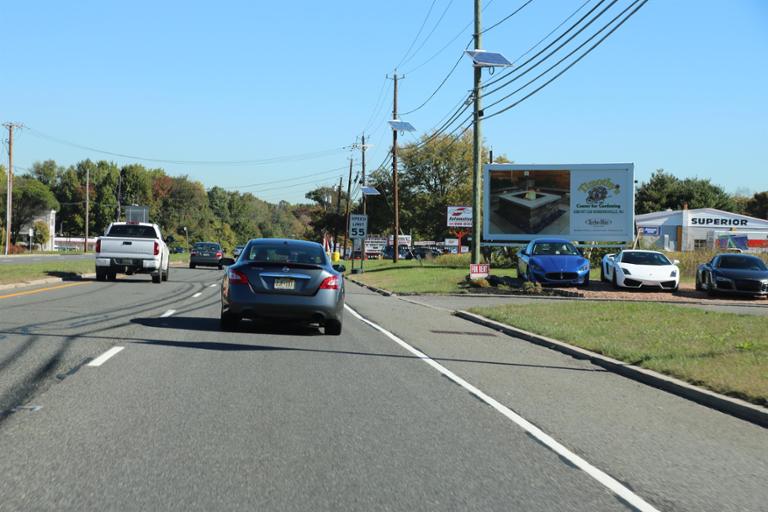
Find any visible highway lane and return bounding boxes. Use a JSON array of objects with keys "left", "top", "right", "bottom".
[{"left": 0, "top": 271, "right": 765, "bottom": 510}]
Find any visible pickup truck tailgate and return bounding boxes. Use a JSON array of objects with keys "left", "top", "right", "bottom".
[{"left": 99, "top": 237, "right": 156, "bottom": 258}]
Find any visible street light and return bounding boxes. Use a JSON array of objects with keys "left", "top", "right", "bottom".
[{"left": 183, "top": 227, "right": 189, "bottom": 251}]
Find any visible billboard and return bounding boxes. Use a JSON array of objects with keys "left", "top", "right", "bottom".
[
  {"left": 483, "top": 164, "right": 634, "bottom": 242},
  {"left": 447, "top": 206, "right": 472, "bottom": 227}
]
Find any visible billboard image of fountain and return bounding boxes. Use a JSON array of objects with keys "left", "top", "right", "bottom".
[{"left": 489, "top": 169, "right": 570, "bottom": 235}]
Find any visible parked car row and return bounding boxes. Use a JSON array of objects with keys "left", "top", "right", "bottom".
[{"left": 516, "top": 237, "right": 768, "bottom": 296}]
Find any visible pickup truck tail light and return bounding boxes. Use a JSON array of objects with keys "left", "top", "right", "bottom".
[
  {"left": 154, "top": 241, "right": 160, "bottom": 256},
  {"left": 191, "top": 251, "right": 197, "bottom": 256},
  {"left": 319, "top": 276, "right": 340, "bottom": 290},
  {"left": 95, "top": 239, "right": 101, "bottom": 253},
  {"left": 216, "top": 251, "right": 222, "bottom": 258},
  {"left": 228, "top": 269, "right": 249, "bottom": 285}
]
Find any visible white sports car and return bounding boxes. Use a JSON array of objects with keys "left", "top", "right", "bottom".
[{"left": 601, "top": 250, "right": 680, "bottom": 291}]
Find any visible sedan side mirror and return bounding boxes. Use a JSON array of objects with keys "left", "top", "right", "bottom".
[
  {"left": 673, "top": 259, "right": 680, "bottom": 265},
  {"left": 333, "top": 264, "right": 346, "bottom": 273},
  {"left": 221, "top": 257, "right": 235, "bottom": 266}
]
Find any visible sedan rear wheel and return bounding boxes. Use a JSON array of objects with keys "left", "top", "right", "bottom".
[
  {"left": 612, "top": 272, "right": 619, "bottom": 289},
  {"left": 695, "top": 274, "right": 703, "bottom": 291},
  {"left": 325, "top": 319, "right": 342, "bottom": 336},
  {"left": 600, "top": 265, "right": 606, "bottom": 282}
]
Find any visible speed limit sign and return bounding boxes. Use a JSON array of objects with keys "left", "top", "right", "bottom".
[{"left": 350, "top": 214, "right": 368, "bottom": 240}]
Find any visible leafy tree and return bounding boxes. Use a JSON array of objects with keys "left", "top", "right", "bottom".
[
  {"left": 31, "top": 160, "right": 63, "bottom": 187},
  {"left": 745, "top": 191, "right": 768, "bottom": 219},
  {"left": 11, "top": 176, "right": 59, "bottom": 242},
  {"left": 33, "top": 220, "right": 50, "bottom": 248},
  {"left": 635, "top": 169, "right": 735, "bottom": 214}
]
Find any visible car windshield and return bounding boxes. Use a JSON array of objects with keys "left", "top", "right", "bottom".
[
  {"left": 620, "top": 252, "right": 671, "bottom": 266},
  {"left": 107, "top": 224, "right": 157, "bottom": 238},
  {"left": 243, "top": 243, "right": 327, "bottom": 266},
  {"left": 531, "top": 242, "right": 580, "bottom": 256},
  {"left": 194, "top": 243, "right": 220, "bottom": 252},
  {"left": 717, "top": 255, "right": 767, "bottom": 270}
]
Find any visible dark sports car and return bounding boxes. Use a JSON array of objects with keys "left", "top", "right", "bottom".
[
  {"left": 220, "top": 239, "right": 346, "bottom": 334},
  {"left": 516, "top": 238, "right": 590, "bottom": 287},
  {"left": 696, "top": 254, "right": 768, "bottom": 296}
]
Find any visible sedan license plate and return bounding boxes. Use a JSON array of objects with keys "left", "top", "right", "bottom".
[{"left": 273, "top": 278, "right": 295, "bottom": 290}]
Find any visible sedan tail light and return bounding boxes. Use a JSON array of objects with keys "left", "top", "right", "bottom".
[
  {"left": 216, "top": 251, "right": 222, "bottom": 258},
  {"left": 319, "top": 275, "right": 340, "bottom": 290},
  {"left": 95, "top": 239, "right": 101, "bottom": 253},
  {"left": 228, "top": 268, "right": 249, "bottom": 285},
  {"left": 153, "top": 241, "right": 160, "bottom": 256},
  {"left": 191, "top": 251, "right": 197, "bottom": 256}
]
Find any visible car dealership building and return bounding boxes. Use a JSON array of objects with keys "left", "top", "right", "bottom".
[{"left": 635, "top": 207, "right": 768, "bottom": 252}]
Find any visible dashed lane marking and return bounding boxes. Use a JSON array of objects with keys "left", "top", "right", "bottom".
[
  {"left": 88, "top": 346, "right": 125, "bottom": 367},
  {"left": 192, "top": 292, "right": 202, "bottom": 298},
  {"left": 160, "top": 309, "right": 176, "bottom": 318}
]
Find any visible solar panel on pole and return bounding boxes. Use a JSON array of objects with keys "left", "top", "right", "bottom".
[{"left": 465, "top": 50, "right": 513, "bottom": 68}]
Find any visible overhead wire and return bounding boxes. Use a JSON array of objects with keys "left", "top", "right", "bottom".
[
  {"left": 399, "top": 0, "right": 457, "bottom": 69},
  {"left": 483, "top": 0, "right": 649, "bottom": 121},
  {"left": 514, "top": 0, "right": 593, "bottom": 62},
  {"left": 25, "top": 127, "right": 347, "bottom": 166},
  {"left": 480, "top": 0, "right": 536, "bottom": 35},
  {"left": 226, "top": 165, "right": 350, "bottom": 190},
  {"left": 395, "top": 0, "right": 438, "bottom": 70}
]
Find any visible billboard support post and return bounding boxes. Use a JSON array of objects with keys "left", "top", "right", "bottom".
[{"left": 471, "top": 0, "right": 482, "bottom": 265}]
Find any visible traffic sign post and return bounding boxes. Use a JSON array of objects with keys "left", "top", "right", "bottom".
[{"left": 349, "top": 214, "right": 368, "bottom": 274}]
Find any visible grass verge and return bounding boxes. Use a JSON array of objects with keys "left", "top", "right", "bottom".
[
  {"left": 469, "top": 302, "right": 768, "bottom": 406},
  {"left": 0, "top": 260, "right": 95, "bottom": 285},
  {"left": 346, "top": 258, "right": 598, "bottom": 294}
]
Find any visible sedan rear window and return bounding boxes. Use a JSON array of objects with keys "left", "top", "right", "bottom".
[
  {"left": 107, "top": 224, "right": 158, "bottom": 238},
  {"left": 194, "top": 243, "right": 221, "bottom": 251},
  {"left": 243, "top": 244, "right": 326, "bottom": 265}
]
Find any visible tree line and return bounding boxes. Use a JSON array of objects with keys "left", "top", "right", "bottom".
[{"left": 1, "top": 135, "right": 766, "bottom": 253}]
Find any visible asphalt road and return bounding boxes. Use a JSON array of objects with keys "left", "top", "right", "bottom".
[{"left": 0, "top": 269, "right": 765, "bottom": 511}]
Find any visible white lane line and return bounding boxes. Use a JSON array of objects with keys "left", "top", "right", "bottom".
[
  {"left": 160, "top": 309, "right": 176, "bottom": 318},
  {"left": 344, "top": 304, "right": 660, "bottom": 512},
  {"left": 88, "top": 346, "right": 125, "bottom": 367},
  {"left": 209, "top": 284, "right": 218, "bottom": 288},
  {"left": 192, "top": 292, "right": 202, "bottom": 298}
]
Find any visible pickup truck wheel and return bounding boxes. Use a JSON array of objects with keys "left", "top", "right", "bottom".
[
  {"left": 108, "top": 272, "right": 117, "bottom": 281},
  {"left": 96, "top": 270, "right": 106, "bottom": 282},
  {"left": 189, "top": 263, "right": 196, "bottom": 269},
  {"left": 152, "top": 273, "right": 161, "bottom": 284},
  {"left": 162, "top": 267, "right": 169, "bottom": 281}
]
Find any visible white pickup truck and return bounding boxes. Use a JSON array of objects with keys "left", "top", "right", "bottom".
[{"left": 95, "top": 222, "right": 170, "bottom": 283}]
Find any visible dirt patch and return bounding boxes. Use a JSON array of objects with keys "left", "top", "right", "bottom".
[{"left": 557, "top": 281, "right": 768, "bottom": 305}]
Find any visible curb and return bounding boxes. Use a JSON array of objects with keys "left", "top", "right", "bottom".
[
  {"left": 346, "top": 277, "right": 395, "bottom": 296},
  {"left": 455, "top": 310, "right": 768, "bottom": 428}
]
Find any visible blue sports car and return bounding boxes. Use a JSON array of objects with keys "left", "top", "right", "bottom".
[{"left": 516, "top": 238, "right": 590, "bottom": 287}]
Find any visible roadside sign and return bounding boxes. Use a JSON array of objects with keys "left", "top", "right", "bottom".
[
  {"left": 638, "top": 226, "right": 660, "bottom": 236},
  {"left": 447, "top": 206, "right": 472, "bottom": 228},
  {"left": 388, "top": 234, "right": 412, "bottom": 246},
  {"left": 350, "top": 214, "right": 368, "bottom": 239},
  {"left": 28, "top": 228, "right": 34, "bottom": 238},
  {"left": 470, "top": 263, "right": 490, "bottom": 280}
]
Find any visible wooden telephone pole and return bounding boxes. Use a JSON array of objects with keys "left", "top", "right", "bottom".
[
  {"left": 3, "top": 123, "right": 23, "bottom": 255},
  {"left": 388, "top": 71, "right": 404, "bottom": 263}
]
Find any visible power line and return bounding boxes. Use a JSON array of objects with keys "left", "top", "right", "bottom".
[
  {"left": 26, "top": 127, "right": 347, "bottom": 166},
  {"left": 514, "top": 0, "right": 593, "bottom": 62},
  {"left": 226, "top": 165, "right": 350, "bottom": 190},
  {"left": 484, "top": 0, "right": 648, "bottom": 121},
  {"left": 482, "top": 0, "right": 609, "bottom": 91},
  {"left": 400, "top": 48, "right": 468, "bottom": 116},
  {"left": 396, "top": 0, "right": 438, "bottom": 70},
  {"left": 363, "top": 77, "right": 390, "bottom": 133},
  {"left": 400, "top": 0, "right": 457, "bottom": 69},
  {"left": 482, "top": 0, "right": 639, "bottom": 113},
  {"left": 480, "top": 0, "right": 536, "bottom": 35}
]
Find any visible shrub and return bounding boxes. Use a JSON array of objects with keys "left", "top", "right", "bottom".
[
  {"left": 521, "top": 281, "right": 543, "bottom": 294},
  {"left": 434, "top": 253, "right": 470, "bottom": 267}
]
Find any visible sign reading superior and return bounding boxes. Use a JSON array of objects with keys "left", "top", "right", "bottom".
[{"left": 483, "top": 163, "right": 634, "bottom": 242}]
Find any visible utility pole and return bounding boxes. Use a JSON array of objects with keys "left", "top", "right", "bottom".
[
  {"left": 361, "top": 133, "right": 367, "bottom": 216},
  {"left": 471, "top": 0, "right": 483, "bottom": 265},
  {"left": 342, "top": 157, "right": 353, "bottom": 259},
  {"left": 3, "top": 123, "right": 22, "bottom": 255},
  {"left": 388, "top": 70, "right": 403, "bottom": 263},
  {"left": 116, "top": 168, "right": 123, "bottom": 221},
  {"left": 84, "top": 166, "right": 90, "bottom": 253},
  {"left": 333, "top": 176, "right": 343, "bottom": 253}
]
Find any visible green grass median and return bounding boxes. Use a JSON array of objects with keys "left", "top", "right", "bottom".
[
  {"left": 0, "top": 260, "right": 95, "bottom": 285},
  {"left": 469, "top": 302, "right": 768, "bottom": 406}
]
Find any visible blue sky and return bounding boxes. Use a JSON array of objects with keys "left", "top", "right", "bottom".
[{"left": 2, "top": 0, "right": 766, "bottom": 203}]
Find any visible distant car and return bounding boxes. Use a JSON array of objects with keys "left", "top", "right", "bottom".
[
  {"left": 233, "top": 245, "right": 245, "bottom": 258},
  {"left": 696, "top": 254, "right": 768, "bottom": 296},
  {"left": 220, "top": 238, "right": 345, "bottom": 334},
  {"left": 601, "top": 250, "right": 679, "bottom": 291},
  {"left": 190, "top": 242, "right": 223, "bottom": 269},
  {"left": 172, "top": 247, "right": 186, "bottom": 254},
  {"left": 516, "top": 238, "right": 590, "bottom": 287},
  {"left": 412, "top": 247, "right": 442, "bottom": 260},
  {"left": 382, "top": 245, "right": 414, "bottom": 260}
]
